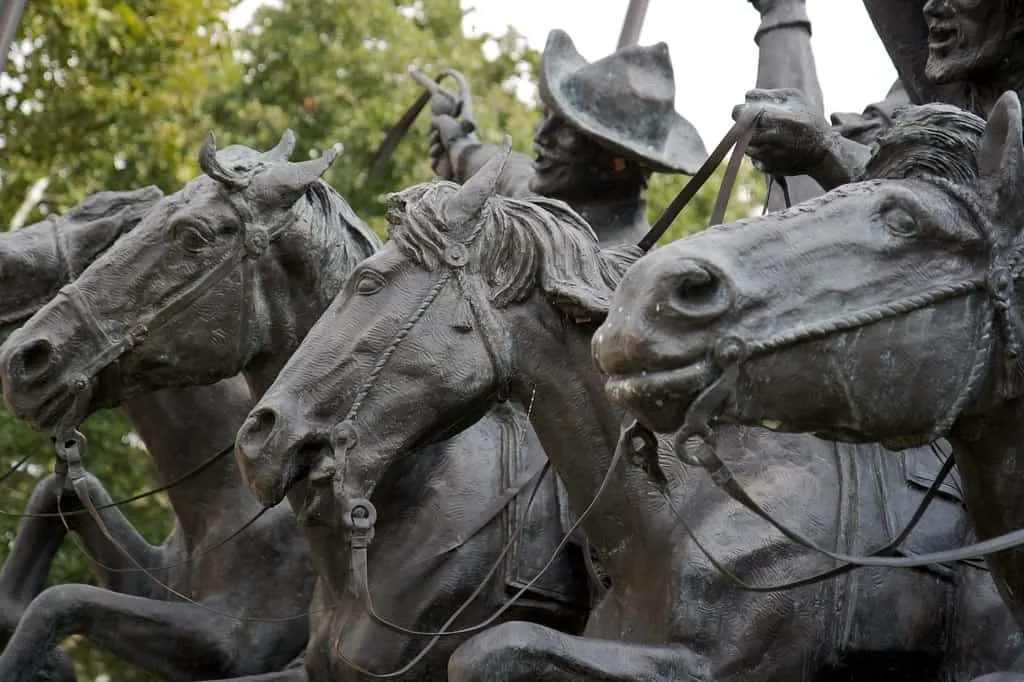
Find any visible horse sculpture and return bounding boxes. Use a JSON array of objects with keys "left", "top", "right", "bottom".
[
  {"left": 227, "top": 144, "right": 1021, "bottom": 681},
  {"left": 0, "top": 182, "right": 316, "bottom": 680},
  {"left": 0, "top": 131, "right": 591, "bottom": 681},
  {"left": 593, "top": 93, "right": 1024, "bottom": 679}
]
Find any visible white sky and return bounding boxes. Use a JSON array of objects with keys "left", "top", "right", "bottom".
[{"left": 230, "top": 0, "right": 898, "bottom": 145}]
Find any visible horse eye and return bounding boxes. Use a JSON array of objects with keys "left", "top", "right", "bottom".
[
  {"left": 178, "top": 224, "right": 213, "bottom": 253},
  {"left": 355, "top": 273, "right": 384, "bottom": 295},
  {"left": 883, "top": 207, "right": 918, "bottom": 238}
]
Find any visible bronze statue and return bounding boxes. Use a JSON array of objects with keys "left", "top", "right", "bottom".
[
  {"left": 593, "top": 93, "right": 1024, "bottom": 681},
  {"left": 427, "top": 28, "right": 707, "bottom": 245},
  {"left": 0, "top": 187, "right": 315, "bottom": 681},
  {"left": 0, "top": 132, "right": 590, "bottom": 681},
  {"left": 228, "top": 143, "right": 1022, "bottom": 681},
  {"left": 732, "top": 0, "right": 1024, "bottom": 190}
]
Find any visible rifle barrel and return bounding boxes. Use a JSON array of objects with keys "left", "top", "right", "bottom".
[
  {"left": 616, "top": 0, "right": 650, "bottom": 49},
  {"left": 0, "top": 0, "right": 27, "bottom": 75}
]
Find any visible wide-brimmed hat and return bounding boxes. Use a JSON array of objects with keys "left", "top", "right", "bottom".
[{"left": 538, "top": 29, "right": 707, "bottom": 175}]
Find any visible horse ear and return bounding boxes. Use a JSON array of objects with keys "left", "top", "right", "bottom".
[
  {"left": 265, "top": 129, "right": 297, "bottom": 162},
  {"left": 253, "top": 143, "right": 342, "bottom": 209},
  {"left": 543, "top": 279, "right": 612, "bottom": 325},
  {"left": 978, "top": 91, "right": 1024, "bottom": 233}
]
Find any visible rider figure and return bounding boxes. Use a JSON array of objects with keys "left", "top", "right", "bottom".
[
  {"left": 733, "top": 0, "right": 1024, "bottom": 190},
  {"left": 427, "top": 29, "right": 707, "bottom": 246}
]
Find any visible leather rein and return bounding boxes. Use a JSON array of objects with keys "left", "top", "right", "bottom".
[
  {"left": 625, "top": 162, "right": 1024, "bottom": 585},
  {"left": 31, "top": 113, "right": 778, "bottom": 674}
]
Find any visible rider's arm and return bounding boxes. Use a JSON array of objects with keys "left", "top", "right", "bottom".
[
  {"left": 433, "top": 117, "right": 537, "bottom": 198},
  {"left": 812, "top": 81, "right": 909, "bottom": 189},
  {"left": 447, "top": 135, "right": 537, "bottom": 198},
  {"left": 751, "top": 0, "right": 825, "bottom": 205}
]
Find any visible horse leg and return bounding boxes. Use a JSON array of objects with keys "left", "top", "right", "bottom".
[
  {"left": 0, "top": 473, "right": 162, "bottom": 633},
  {"left": 447, "top": 621, "right": 712, "bottom": 682},
  {"left": 0, "top": 584, "right": 259, "bottom": 681}
]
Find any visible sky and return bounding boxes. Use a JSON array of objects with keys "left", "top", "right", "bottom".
[{"left": 230, "top": 0, "right": 899, "bottom": 145}]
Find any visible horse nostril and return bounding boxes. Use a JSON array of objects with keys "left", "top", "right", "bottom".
[
  {"left": 7, "top": 339, "right": 56, "bottom": 383},
  {"left": 669, "top": 260, "right": 730, "bottom": 321},
  {"left": 238, "top": 407, "right": 277, "bottom": 461}
]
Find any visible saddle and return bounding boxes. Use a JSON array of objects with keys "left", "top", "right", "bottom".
[
  {"left": 491, "top": 401, "right": 593, "bottom": 613},
  {"left": 832, "top": 438, "right": 971, "bottom": 659}
]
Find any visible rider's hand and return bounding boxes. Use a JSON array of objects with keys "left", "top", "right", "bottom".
[
  {"left": 747, "top": 0, "right": 805, "bottom": 14},
  {"left": 731, "top": 87, "right": 832, "bottom": 177},
  {"left": 428, "top": 114, "right": 469, "bottom": 179}
]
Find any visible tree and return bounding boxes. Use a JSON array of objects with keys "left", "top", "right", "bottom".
[
  {"left": 206, "top": 0, "right": 542, "bottom": 236},
  {"left": 1, "top": 1, "right": 235, "bottom": 680},
  {"left": 0, "top": 0, "right": 238, "bottom": 224},
  {"left": 0, "top": 1, "right": 765, "bottom": 679},
  {"left": 206, "top": 0, "right": 766, "bottom": 240}
]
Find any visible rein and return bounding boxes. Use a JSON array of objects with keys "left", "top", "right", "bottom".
[
  {"left": 627, "top": 178, "right": 1024, "bottom": 576},
  {"left": 638, "top": 108, "right": 770, "bottom": 251},
  {"left": 46, "top": 436, "right": 269, "bottom": 576},
  {"left": 51, "top": 431, "right": 309, "bottom": 621},
  {"left": 0, "top": 440, "right": 236, "bottom": 520},
  {"left": 322, "top": 119, "right": 793, "bottom": 675}
]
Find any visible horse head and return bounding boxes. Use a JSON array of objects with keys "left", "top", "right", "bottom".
[
  {"left": 234, "top": 140, "right": 640, "bottom": 515},
  {"left": 0, "top": 131, "right": 377, "bottom": 436},
  {"left": 0, "top": 186, "right": 162, "bottom": 343},
  {"left": 594, "top": 94, "right": 1024, "bottom": 451}
]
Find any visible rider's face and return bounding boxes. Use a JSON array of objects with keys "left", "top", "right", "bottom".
[
  {"left": 924, "top": 0, "right": 1005, "bottom": 84},
  {"left": 530, "top": 110, "right": 595, "bottom": 197}
]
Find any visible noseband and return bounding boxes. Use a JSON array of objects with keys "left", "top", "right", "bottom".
[
  {"left": 325, "top": 236, "right": 516, "bottom": 529},
  {"left": 630, "top": 176, "right": 1024, "bottom": 574},
  {"left": 52, "top": 184, "right": 287, "bottom": 417}
]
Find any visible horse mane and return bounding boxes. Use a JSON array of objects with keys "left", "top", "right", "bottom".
[
  {"left": 301, "top": 180, "right": 381, "bottom": 289},
  {"left": 60, "top": 186, "right": 164, "bottom": 229},
  {"left": 182, "top": 141, "right": 381, "bottom": 288},
  {"left": 386, "top": 180, "right": 642, "bottom": 309},
  {"left": 861, "top": 103, "right": 986, "bottom": 185}
]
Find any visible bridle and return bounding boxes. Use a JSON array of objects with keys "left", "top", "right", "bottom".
[
  {"left": 50, "top": 184, "right": 286, "bottom": 416},
  {"left": 308, "top": 117, "right": 779, "bottom": 676},
  {"left": 317, "top": 231, "right": 637, "bottom": 676},
  {"left": 33, "top": 178, "right": 298, "bottom": 582},
  {"left": 625, "top": 171, "right": 1024, "bottom": 578},
  {"left": 23, "top": 115, "right": 777, "bottom": 674}
]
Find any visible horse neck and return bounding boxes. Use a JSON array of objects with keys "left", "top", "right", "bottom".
[
  {"left": 510, "top": 301, "right": 669, "bottom": 570},
  {"left": 244, "top": 189, "right": 366, "bottom": 397},
  {"left": 121, "top": 376, "right": 258, "bottom": 545},
  {"left": 950, "top": 397, "right": 1024, "bottom": 627}
]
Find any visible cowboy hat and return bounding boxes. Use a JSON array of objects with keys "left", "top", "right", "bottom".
[{"left": 538, "top": 29, "right": 707, "bottom": 175}]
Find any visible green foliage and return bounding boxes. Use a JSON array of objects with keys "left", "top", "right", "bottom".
[
  {"left": 0, "top": 0, "right": 237, "bottom": 223},
  {"left": 0, "top": 1, "right": 766, "bottom": 679},
  {"left": 0, "top": 407, "right": 171, "bottom": 682},
  {"left": 206, "top": 0, "right": 542, "bottom": 237}
]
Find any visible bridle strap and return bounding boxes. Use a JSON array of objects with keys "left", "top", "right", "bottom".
[
  {"left": 638, "top": 108, "right": 766, "bottom": 252},
  {"left": 621, "top": 421, "right": 970, "bottom": 593},
  {"left": 58, "top": 243, "right": 250, "bottom": 384},
  {"left": 53, "top": 432, "right": 312, "bottom": 621}
]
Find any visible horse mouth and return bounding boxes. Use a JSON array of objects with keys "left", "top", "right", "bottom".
[
  {"left": 30, "top": 385, "right": 89, "bottom": 435},
  {"left": 604, "top": 360, "right": 713, "bottom": 432}
]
